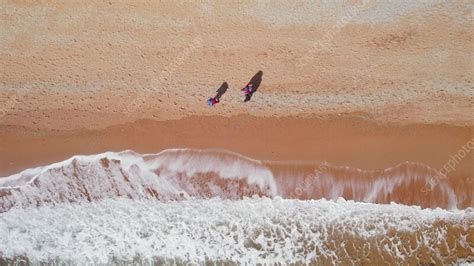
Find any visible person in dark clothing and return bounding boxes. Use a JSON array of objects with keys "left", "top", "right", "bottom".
[
  {"left": 241, "top": 83, "right": 254, "bottom": 102},
  {"left": 242, "top": 71, "right": 263, "bottom": 102}
]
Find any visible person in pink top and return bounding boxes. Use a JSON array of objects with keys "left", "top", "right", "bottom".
[
  {"left": 241, "top": 83, "right": 253, "bottom": 102},
  {"left": 242, "top": 71, "right": 263, "bottom": 102}
]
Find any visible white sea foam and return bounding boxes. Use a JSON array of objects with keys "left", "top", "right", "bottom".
[
  {"left": 0, "top": 149, "right": 276, "bottom": 191},
  {"left": 0, "top": 149, "right": 277, "bottom": 211},
  {"left": 0, "top": 148, "right": 469, "bottom": 211},
  {"left": 0, "top": 197, "right": 472, "bottom": 264},
  {"left": 0, "top": 150, "right": 471, "bottom": 264}
]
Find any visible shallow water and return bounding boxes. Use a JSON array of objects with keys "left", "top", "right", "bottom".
[
  {"left": 0, "top": 149, "right": 473, "bottom": 264},
  {"left": 1, "top": 197, "right": 473, "bottom": 265}
]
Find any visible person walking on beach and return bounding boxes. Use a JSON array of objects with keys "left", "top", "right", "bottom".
[
  {"left": 207, "top": 97, "right": 219, "bottom": 107},
  {"left": 242, "top": 83, "right": 253, "bottom": 102},
  {"left": 207, "top": 82, "right": 228, "bottom": 108},
  {"left": 242, "top": 71, "right": 263, "bottom": 102}
]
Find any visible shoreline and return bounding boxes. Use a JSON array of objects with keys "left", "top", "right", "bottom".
[{"left": 1, "top": 115, "right": 472, "bottom": 179}]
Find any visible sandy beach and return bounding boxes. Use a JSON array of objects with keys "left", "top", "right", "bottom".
[
  {"left": 1, "top": 0, "right": 473, "bottom": 176},
  {"left": 1, "top": 0, "right": 473, "bottom": 264}
]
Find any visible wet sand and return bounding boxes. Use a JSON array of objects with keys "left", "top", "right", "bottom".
[{"left": 1, "top": 115, "right": 472, "bottom": 180}]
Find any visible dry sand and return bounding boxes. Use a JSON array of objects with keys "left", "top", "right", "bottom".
[{"left": 1, "top": 1, "right": 473, "bottom": 178}]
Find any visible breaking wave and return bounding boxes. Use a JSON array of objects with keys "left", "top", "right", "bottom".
[
  {"left": 0, "top": 149, "right": 473, "bottom": 264},
  {"left": 0, "top": 149, "right": 471, "bottom": 211}
]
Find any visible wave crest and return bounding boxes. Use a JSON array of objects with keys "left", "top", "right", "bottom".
[{"left": 0, "top": 149, "right": 470, "bottom": 211}]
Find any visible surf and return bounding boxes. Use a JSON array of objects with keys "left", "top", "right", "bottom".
[
  {"left": 1, "top": 197, "right": 472, "bottom": 265},
  {"left": 0, "top": 149, "right": 473, "bottom": 264},
  {"left": 0, "top": 148, "right": 471, "bottom": 211}
]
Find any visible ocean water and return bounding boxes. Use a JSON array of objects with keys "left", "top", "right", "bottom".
[{"left": 0, "top": 149, "right": 473, "bottom": 264}]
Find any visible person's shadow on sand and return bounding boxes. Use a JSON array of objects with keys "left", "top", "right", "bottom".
[
  {"left": 214, "top": 82, "right": 229, "bottom": 101},
  {"left": 244, "top": 70, "right": 263, "bottom": 102}
]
